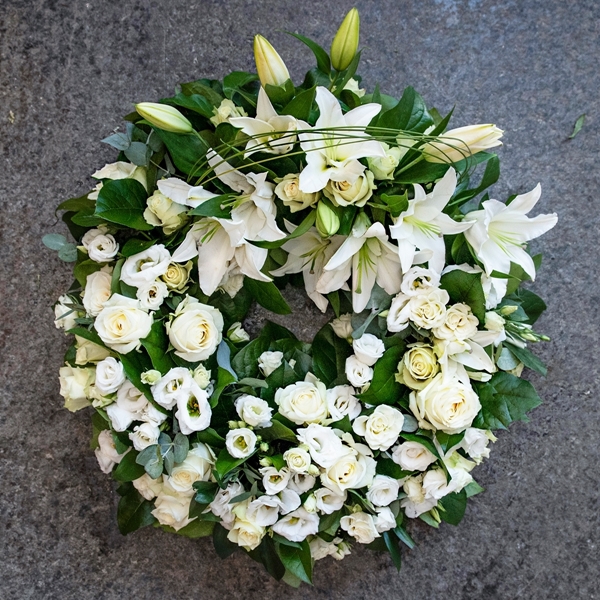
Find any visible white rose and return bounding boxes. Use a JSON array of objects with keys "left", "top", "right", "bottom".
[
  {"left": 82, "top": 229, "right": 119, "bottom": 263},
  {"left": 161, "top": 261, "right": 192, "bottom": 292},
  {"left": 310, "top": 536, "right": 335, "bottom": 561},
  {"left": 95, "top": 357, "right": 125, "bottom": 394},
  {"left": 288, "top": 473, "right": 317, "bottom": 494},
  {"left": 116, "top": 380, "right": 148, "bottom": 412},
  {"left": 275, "top": 173, "right": 319, "bottom": 213},
  {"left": 410, "top": 374, "right": 481, "bottom": 434},
  {"left": 140, "top": 402, "right": 169, "bottom": 426},
  {"left": 226, "top": 427, "right": 257, "bottom": 459},
  {"left": 433, "top": 303, "right": 479, "bottom": 341},
  {"left": 323, "top": 170, "right": 376, "bottom": 208},
  {"left": 314, "top": 487, "right": 346, "bottom": 514},
  {"left": 353, "top": 405, "right": 404, "bottom": 451},
  {"left": 352, "top": 333, "right": 385, "bottom": 367},
  {"left": 331, "top": 313, "right": 353, "bottom": 339},
  {"left": 133, "top": 473, "right": 163, "bottom": 500},
  {"left": 209, "top": 482, "right": 245, "bottom": 530},
  {"left": 283, "top": 447, "right": 312, "bottom": 474},
  {"left": 401, "top": 475, "right": 437, "bottom": 518},
  {"left": 321, "top": 445, "right": 376, "bottom": 494},
  {"left": 367, "top": 142, "right": 402, "bottom": 180},
  {"left": 143, "top": 190, "right": 188, "bottom": 234},
  {"left": 345, "top": 355, "right": 374, "bottom": 388},
  {"left": 54, "top": 295, "right": 81, "bottom": 330},
  {"left": 392, "top": 441, "right": 437, "bottom": 471},
  {"left": 422, "top": 469, "right": 454, "bottom": 500},
  {"left": 74, "top": 336, "right": 110, "bottom": 365},
  {"left": 246, "top": 495, "right": 281, "bottom": 527},
  {"left": 340, "top": 512, "right": 379, "bottom": 544},
  {"left": 260, "top": 466, "right": 291, "bottom": 495},
  {"left": 94, "top": 430, "right": 125, "bottom": 474},
  {"left": 92, "top": 161, "right": 147, "bottom": 187},
  {"left": 120, "top": 245, "right": 171, "bottom": 287},
  {"left": 325, "top": 385, "right": 361, "bottom": 422},
  {"left": 278, "top": 488, "right": 302, "bottom": 515},
  {"left": 235, "top": 394, "right": 273, "bottom": 428},
  {"left": 151, "top": 367, "right": 193, "bottom": 409},
  {"left": 409, "top": 288, "right": 450, "bottom": 330},
  {"left": 136, "top": 279, "right": 169, "bottom": 311},
  {"left": 192, "top": 364, "right": 212, "bottom": 390},
  {"left": 151, "top": 489, "right": 194, "bottom": 532},
  {"left": 374, "top": 506, "right": 396, "bottom": 533},
  {"left": 227, "top": 322, "right": 250, "bottom": 344},
  {"left": 129, "top": 422, "right": 160, "bottom": 451},
  {"left": 82, "top": 268, "right": 112, "bottom": 316},
  {"left": 366, "top": 474, "right": 400, "bottom": 507},
  {"left": 59, "top": 365, "right": 94, "bottom": 412},
  {"left": 460, "top": 427, "right": 494, "bottom": 463},
  {"left": 168, "top": 444, "right": 215, "bottom": 493},
  {"left": 386, "top": 293, "right": 411, "bottom": 332},
  {"left": 228, "top": 505, "right": 266, "bottom": 551},
  {"left": 175, "top": 381, "right": 212, "bottom": 435},
  {"left": 400, "top": 267, "right": 441, "bottom": 296},
  {"left": 258, "top": 350, "right": 283, "bottom": 377},
  {"left": 272, "top": 507, "right": 319, "bottom": 542},
  {"left": 167, "top": 296, "right": 224, "bottom": 362},
  {"left": 296, "top": 423, "right": 346, "bottom": 468},
  {"left": 396, "top": 343, "right": 439, "bottom": 390},
  {"left": 94, "top": 294, "right": 153, "bottom": 354},
  {"left": 275, "top": 375, "right": 328, "bottom": 425}
]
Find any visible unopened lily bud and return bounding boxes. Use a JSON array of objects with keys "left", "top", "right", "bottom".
[
  {"left": 253, "top": 35, "right": 290, "bottom": 87},
  {"left": 316, "top": 201, "right": 340, "bottom": 237},
  {"left": 423, "top": 124, "right": 503, "bottom": 164},
  {"left": 331, "top": 8, "right": 360, "bottom": 71},
  {"left": 135, "top": 102, "right": 193, "bottom": 134}
]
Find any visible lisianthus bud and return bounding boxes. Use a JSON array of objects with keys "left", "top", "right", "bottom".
[
  {"left": 331, "top": 8, "right": 360, "bottom": 71},
  {"left": 423, "top": 124, "right": 503, "bottom": 164},
  {"left": 253, "top": 35, "right": 290, "bottom": 87},
  {"left": 316, "top": 201, "right": 340, "bottom": 237},
  {"left": 227, "top": 322, "right": 250, "bottom": 344},
  {"left": 141, "top": 369, "right": 162, "bottom": 385},
  {"left": 135, "top": 102, "right": 193, "bottom": 134}
]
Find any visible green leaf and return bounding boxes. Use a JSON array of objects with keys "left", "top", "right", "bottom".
[
  {"left": 377, "top": 86, "right": 434, "bottom": 132},
  {"left": 124, "top": 141, "right": 151, "bottom": 167},
  {"left": 153, "top": 129, "right": 209, "bottom": 175},
  {"left": 473, "top": 372, "right": 542, "bottom": 430},
  {"left": 440, "top": 268, "right": 486, "bottom": 322},
  {"left": 73, "top": 259, "right": 102, "bottom": 287},
  {"left": 66, "top": 326, "right": 105, "bottom": 348},
  {"left": 278, "top": 540, "right": 313, "bottom": 585},
  {"left": 113, "top": 450, "right": 146, "bottom": 482},
  {"left": 282, "top": 87, "right": 316, "bottom": 121},
  {"left": 439, "top": 489, "right": 467, "bottom": 525},
  {"left": 136, "top": 444, "right": 164, "bottom": 478},
  {"left": 117, "top": 489, "right": 156, "bottom": 534},
  {"left": 231, "top": 336, "right": 270, "bottom": 379},
  {"left": 383, "top": 531, "right": 402, "bottom": 571},
  {"left": 435, "top": 431, "right": 465, "bottom": 454},
  {"left": 213, "top": 523, "right": 239, "bottom": 558},
  {"left": 397, "top": 151, "right": 493, "bottom": 184},
  {"left": 121, "top": 238, "right": 156, "bottom": 257},
  {"left": 173, "top": 432, "right": 190, "bottom": 463},
  {"left": 464, "top": 481, "right": 485, "bottom": 497},
  {"left": 223, "top": 71, "right": 259, "bottom": 100},
  {"left": 180, "top": 80, "right": 223, "bottom": 105},
  {"left": 380, "top": 192, "right": 409, "bottom": 217},
  {"left": 257, "top": 420, "right": 297, "bottom": 443},
  {"left": 419, "top": 511, "right": 440, "bottom": 528},
  {"left": 42, "top": 233, "right": 67, "bottom": 250},
  {"left": 243, "top": 278, "right": 291, "bottom": 315},
  {"left": 141, "top": 320, "right": 175, "bottom": 374},
  {"left": 172, "top": 92, "right": 215, "bottom": 118},
  {"left": 376, "top": 458, "right": 410, "bottom": 480},
  {"left": 394, "top": 526, "right": 416, "bottom": 549},
  {"left": 196, "top": 427, "right": 226, "bottom": 448},
  {"left": 504, "top": 343, "right": 547, "bottom": 376},
  {"left": 253, "top": 537, "right": 286, "bottom": 581},
  {"left": 95, "top": 179, "right": 152, "bottom": 231},
  {"left": 172, "top": 519, "right": 215, "bottom": 538},
  {"left": 287, "top": 32, "right": 331, "bottom": 73},
  {"left": 193, "top": 481, "right": 219, "bottom": 504},
  {"left": 57, "top": 243, "right": 78, "bottom": 262},
  {"left": 57, "top": 194, "right": 96, "bottom": 213},
  {"left": 569, "top": 113, "right": 585, "bottom": 139},
  {"left": 251, "top": 210, "right": 316, "bottom": 249},
  {"left": 215, "top": 448, "right": 251, "bottom": 478},
  {"left": 187, "top": 194, "right": 232, "bottom": 218},
  {"left": 512, "top": 288, "right": 547, "bottom": 324},
  {"left": 358, "top": 344, "right": 406, "bottom": 405},
  {"left": 399, "top": 432, "right": 440, "bottom": 459},
  {"left": 311, "top": 324, "right": 353, "bottom": 386}
]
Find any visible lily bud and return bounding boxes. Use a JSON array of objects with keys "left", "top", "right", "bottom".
[
  {"left": 253, "top": 35, "right": 290, "bottom": 87},
  {"left": 423, "top": 124, "right": 503, "bottom": 164},
  {"left": 135, "top": 102, "right": 193, "bottom": 134},
  {"left": 331, "top": 8, "right": 360, "bottom": 71},
  {"left": 316, "top": 201, "right": 340, "bottom": 237}
]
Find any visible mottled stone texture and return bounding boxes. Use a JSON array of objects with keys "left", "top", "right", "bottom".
[{"left": 0, "top": 0, "right": 598, "bottom": 598}]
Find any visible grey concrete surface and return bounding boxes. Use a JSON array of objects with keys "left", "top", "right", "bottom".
[{"left": 1, "top": 0, "right": 598, "bottom": 598}]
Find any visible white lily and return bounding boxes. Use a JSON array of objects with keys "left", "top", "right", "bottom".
[
  {"left": 319, "top": 218, "right": 402, "bottom": 313},
  {"left": 435, "top": 330, "right": 498, "bottom": 375},
  {"left": 230, "top": 87, "right": 302, "bottom": 157},
  {"left": 157, "top": 178, "right": 218, "bottom": 209},
  {"left": 464, "top": 184, "right": 557, "bottom": 279},
  {"left": 270, "top": 226, "right": 345, "bottom": 312},
  {"left": 390, "top": 168, "right": 473, "bottom": 274},
  {"left": 298, "top": 86, "right": 385, "bottom": 193}
]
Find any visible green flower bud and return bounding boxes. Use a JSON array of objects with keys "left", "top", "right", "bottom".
[
  {"left": 135, "top": 102, "right": 193, "bottom": 134},
  {"left": 331, "top": 8, "right": 360, "bottom": 71},
  {"left": 253, "top": 35, "right": 290, "bottom": 87},
  {"left": 316, "top": 201, "right": 340, "bottom": 237}
]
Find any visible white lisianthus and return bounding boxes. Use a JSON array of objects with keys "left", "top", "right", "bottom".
[
  {"left": 116, "top": 380, "right": 148, "bottom": 412},
  {"left": 345, "top": 355, "right": 374, "bottom": 388},
  {"left": 366, "top": 475, "right": 400, "bottom": 507},
  {"left": 54, "top": 295, "right": 81, "bottom": 331},
  {"left": 396, "top": 343, "right": 439, "bottom": 390},
  {"left": 258, "top": 351, "right": 283, "bottom": 377},
  {"left": 260, "top": 466, "right": 291, "bottom": 495},
  {"left": 74, "top": 336, "right": 110, "bottom": 365},
  {"left": 129, "top": 422, "right": 160, "bottom": 451},
  {"left": 133, "top": 473, "right": 163, "bottom": 500},
  {"left": 168, "top": 444, "right": 215, "bottom": 493},
  {"left": 278, "top": 488, "right": 302, "bottom": 515},
  {"left": 94, "top": 294, "right": 153, "bottom": 354},
  {"left": 409, "top": 288, "right": 450, "bottom": 330},
  {"left": 175, "top": 382, "right": 212, "bottom": 435},
  {"left": 120, "top": 245, "right": 171, "bottom": 287},
  {"left": 367, "top": 143, "right": 403, "bottom": 180},
  {"left": 226, "top": 428, "right": 257, "bottom": 459},
  {"left": 374, "top": 506, "right": 396, "bottom": 533},
  {"left": 321, "top": 441, "right": 376, "bottom": 495},
  {"left": 95, "top": 357, "right": 125, "bottom": 394},
  {"left": 161, "top": 261, "right": 192, "bottom": 292},
  {"left": 151, "top": 486, "right": 194, "bottom": 532},
  {"left": 433, "top": 303, "right": 479, "bottom": 341},
  {"left": 296, "top": 423, "right": 346, "bottom": 468},
  {"left": 59, "top": 365, "right": 94, "bottom": 411},
  {"left": 82, "top": 267, "right": 112, "bottom": 316},
  {"left": 352, "top": 333, "right": 385, "bottom": 367},
  {"left": 94, "top": 430, "right": 126, "bottom": 474},
  {"left": 272, "top": 507, "right": 319, "bottom": 543},
  {"left": 288, "top": 473, "right": 317, "bottom": 494},
  {"left": 331, "top": 313, "right": 353, "bottom": 339},
  {"left": 323, "top": 170, "right": 376, "bottom": 208},
  {"left": 392, "top": 441, "right": 437, "bottom": 471},
  {"left": 246, "top": 495, "right": 281, "bottom": 527},
  {"left": 209, "top": 482, "right": 245, "bottom": 530},
  {"left": 326, "top": 385, "right": 361, "bottom": 422},
  {"left": 167, "top": 296, "right": 224, "bottom": 362},
  {"left": 353, "top": 405, "right": 404, "bottom": 451},
  {"left": 275, "top": 173, "right": 319, "bottom": 213},
  {"left": 235, "top": 395, "right": 273, "bottom": 428},
  {"left": 401, "top": 475, "right": 437, "bottom": 518},
  {"left": 314, "top": 487, "right": 346, "bottom": 514},
  {"left": 274, "top": 374, "right": 328, "bottom": 425},
  {"left": 410, "top": 374, "right": 481, "bottom": 434},
  {"left": 400, "top": 266, "right": 441, "bottom": 296},
  {"left": 140, "top": 403, "right": 168, "bottom": 427},
  {"left": 283, "top": 447, "right": 312, "bottom": 474},
  {"left": 340, "top": 512, "right": 380, "bottom": 544},
  {"left": 210, "top": 98, "right": 247, "bottom": 126},
  {"left": 227, "top": 322, "right": 250, "bottom": 344},
  {"left": 143, "top": 190, "right": 188, "bottom": 234},
  {"left": 460, "top": 427, "right": 495, "bottom": 463},
  {"left": 151, "top": 367, "right": 193, "bottom": 409},
  {"left": 82, "top": 228, "right": 119, "bottom": 263},
  {"left": 106, "top": 403, "right": 136, "bottom": 432},
  {"left": 136, "top": 279, "right": 169, "bottom": 311}
]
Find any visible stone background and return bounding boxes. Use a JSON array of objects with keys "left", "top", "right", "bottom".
[{"left": 1, "top": 0, "right": 598, "bottom": 598}]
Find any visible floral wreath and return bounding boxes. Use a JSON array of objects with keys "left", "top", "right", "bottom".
[{"left": 46, "top": 9, "right": 557, "bottom": 586}]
